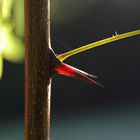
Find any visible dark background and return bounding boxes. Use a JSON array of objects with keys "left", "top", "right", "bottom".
[{"left": 0, "top": 0, "right": 140, "bottom": 139}]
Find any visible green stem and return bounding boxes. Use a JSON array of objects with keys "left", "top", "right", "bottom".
[{"left": 57, "top": 29, "right": 140, "bottom": 62}]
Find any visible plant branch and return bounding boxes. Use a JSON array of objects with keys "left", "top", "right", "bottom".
[
  {"left": 57, "top": 29, "right": 140, "bottom": 62},
  {"left": 24, "top": 0, "right": 52, "bottom": 140}
]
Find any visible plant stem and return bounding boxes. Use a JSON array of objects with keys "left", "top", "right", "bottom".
[
  {"left": 24, "top": 0, "right": 52, "bottom": 140},
  {"left": 57, "top": 29, "right": 140, "bottom": 62}
]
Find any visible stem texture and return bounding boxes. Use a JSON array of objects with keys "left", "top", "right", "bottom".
[{"left": 25, "top": 0, "right": 51, "bottom": 140}]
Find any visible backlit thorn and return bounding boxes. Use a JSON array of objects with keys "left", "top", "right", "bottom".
[
  {"left": 57, "top": 29, "right": 140, "bottom": 62},
  {"left": 54, "top": 62, "right": 104, "bottom": 88},
  {"left": 112, "top": 31, "right": 118, "bottom": 37},
  {"left": 115, "top": 31, "right": 118, "bottom": 36},
  {"left": 112, "top": 31, "right": 119, "bottom": 37}
]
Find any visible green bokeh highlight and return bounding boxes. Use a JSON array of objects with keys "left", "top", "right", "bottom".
[{"left": 0, "top": 0, "right": 24, "bottom": 78}]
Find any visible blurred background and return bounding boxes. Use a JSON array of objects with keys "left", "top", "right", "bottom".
[{"left": 0, "top": 0, "right": 140, "bottom": 139}]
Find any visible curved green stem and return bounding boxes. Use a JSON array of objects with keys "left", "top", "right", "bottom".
[{"left": 57, "top": 29, "right": 140, "bottom": 62}]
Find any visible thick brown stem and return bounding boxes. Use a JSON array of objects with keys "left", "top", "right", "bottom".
[{"left": 24, "top": 0, "right": 51, "bottom": 140}]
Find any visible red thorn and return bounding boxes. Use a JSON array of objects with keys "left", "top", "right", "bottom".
[
  {"left": 54, "top": 62, "right": 104, "bottom": 88},
  {"left": 54, "top": 63, "right": 76, "bottom": 76}
]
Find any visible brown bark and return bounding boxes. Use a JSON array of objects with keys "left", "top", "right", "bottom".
[{"left": 24, "top": 0, "right": 52, "bottom": 140}]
